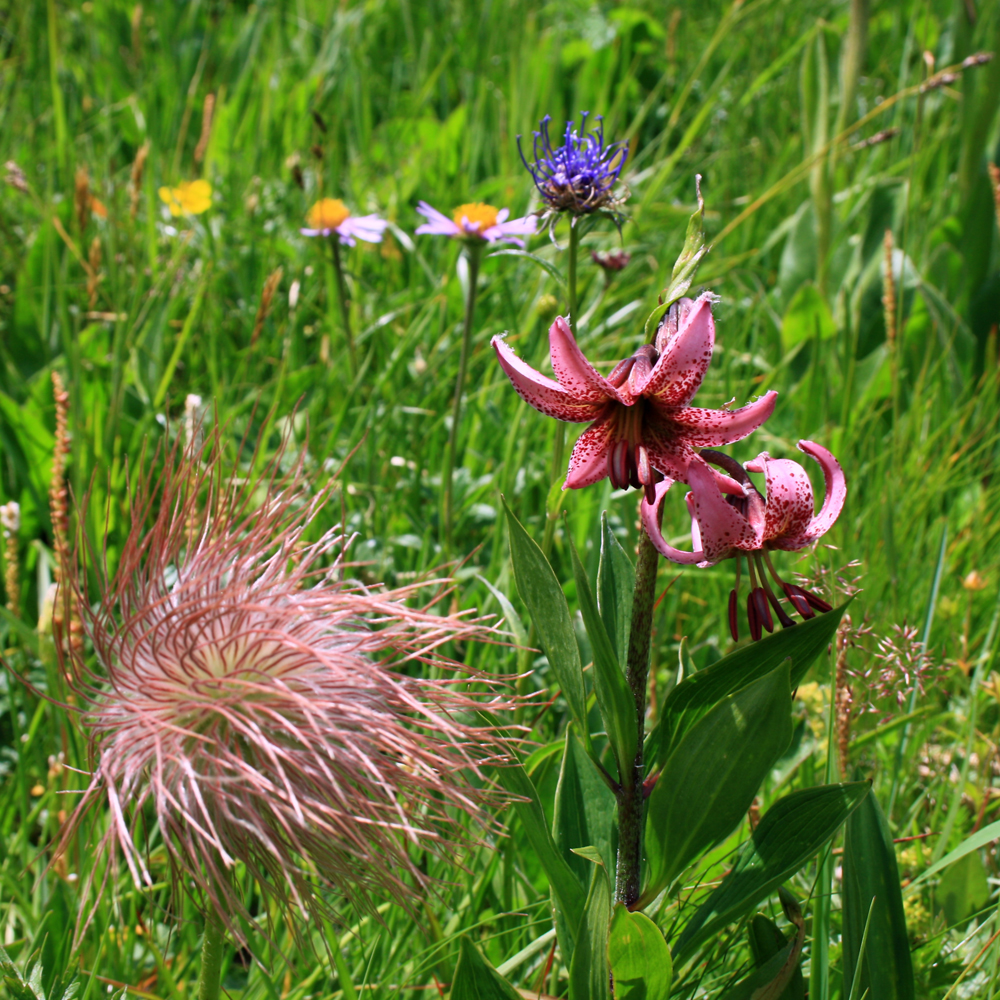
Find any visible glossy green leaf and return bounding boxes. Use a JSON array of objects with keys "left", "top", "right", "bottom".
[
  {"left": 567, "top": 533, "right": 637, "bottom": 781},
  {"left": 644, "top": 603, "right": 846, "bottom": 775},
  {"left": 488, "top": 748, "right": 587, "bottom": 932},
  {"left": 841, "top": 790, "right": 914, "bottom": 1000},
  {"left": 608, "top": 904, "right": 673, "bottom": 1000},
  {"left": 554, "top": 730, "right": 618, "bottom": 889},
  {"left": 673, "top": 781, "right": 870, "bottom": 961},
  {"left": 935, "top": 850, "right": 990, "bottom": 925},
  {"left": 597, "top": 513, "right": 634, "bottom": 667},
  {"left": 568, "top": 863, "right": 612, "bottom": 1000},
  {"left": 450, "top": 936, "right": 522, "bottom": 1000},
  {"left": 502, "top": 497, "right": 588, "bottom": 734},
  {"left": 640, "top": 663, "right": 793, "bottom": 907}
]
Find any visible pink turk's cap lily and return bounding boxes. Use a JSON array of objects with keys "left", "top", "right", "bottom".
[
  {"left": 415, "top": 200, "right": 536, "bottom": 246},
  {"left": 641, "top": 441, "right": 846, "bottom": 640},
  {"left": 492, "top": 293, "right": 776, "bottom": 498},
  {"left": 54, "top": 430, "right": 516, "bottom": 939},
  {"left": 301, "top": 197, "right": 389, "bottom": 246}
]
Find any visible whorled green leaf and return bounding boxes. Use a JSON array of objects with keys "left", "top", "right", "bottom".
[
  {"left": 569, "top": 863, "right": 612, "bottom": 1000},
  {"left": 608, "top": 904, "right": 673, "bottom": 1000},
  {"left": 597, "top": 513, "right": 634, "bottom": 667},
  {"left": 640, "top": 663, "right": 793, "bottom": 908},
  {"left": 450, "top": 936, "right": 522, "bottom": 1000},
  {"left": 748, "top": 915, "right": 805, "bottom": 1000},
  {"left": 673, "top": 781, "right": 870, "bottom": 961},
  {"left": 842, "top": 790, "right": 915, "bottom": 1000},
  {"left": 567, "top": 533, "right": 637, "bottom": 782},
  {"left": 502, "top": 497, "right": 589, "bottom": 734},
  {"left": 644, "top": 603, "right": 847, "bottom": 776}
]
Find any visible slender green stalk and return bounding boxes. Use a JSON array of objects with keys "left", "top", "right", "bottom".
[
  {"left": 541, "top": 220, "right": 579, "bottom": 557},
  {"left": 46, "top": 0, "right": 68, "bottom": 178},
  {"left": 197, "top": 907, "right": 227, "bottom": 1000},
  {"left": 443, "top": 243, "right": 482, "bottom": 558},
  {"left": 614, "top": 530, "right": 659, "bottom": 907},
  {"left": 330, "top": 238, "right": 357, "bottom": 374}
]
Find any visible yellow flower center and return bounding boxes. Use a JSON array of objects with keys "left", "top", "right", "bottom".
[
  {"left": 306, "top": 198, "right": 351, "bottom": 231},
  {"left": 452, "top": 202, "right": 498, "bottom": 234}
]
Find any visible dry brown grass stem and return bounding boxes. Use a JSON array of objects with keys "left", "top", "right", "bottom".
[
  {"left": 87, "top": 237, "right": 102, "bottom": 308},
  {"left": 1, "top": 502, "right": 20, "bottom": 618},
  {"left": 194, "top": 93, "right": 215, "bottom": 164},
  {"left": 835, "top": 617, "right": 854, "bottom": 778},
  {"left": 129, "top": 141, "right": 149, "bottom": 220},
  {"left": 882, "top": 229, "right": 897, "bottom": 349},
  {"left": 74, "top": 167, "right": 90, "bottom": 234},
  {"left": 251, "top": 267, "right": 284, "bottom": 347},
  {"left": 989, "top": 163, "right": 1000, "bottom": 236}
]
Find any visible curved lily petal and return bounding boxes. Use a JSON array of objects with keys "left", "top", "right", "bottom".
[
  {"left": 491, "top": 336, "right": 602, "bottom": 422},
  {"left": 665, "top": 390, "right": 777, "bottom": 446},
  {"left": 640, "top": 428, "right": 745, "bottom": 494},
  {"left": 754, "top": 455, "right": 815, "bottom": 545},
  {"left": 685, "top": 457, "right": 762, "bottom": 562},
  {"left": 565, "top": 414, "right": 618, "bottom": 489},
  {"left": 793, "top": 440, "right": 846, "bottom": 544},
  {"left": 548, "top": 317, "right": 620, "bottom": 404},
  {"left": 640, "top": 479, "right": 704, "bottom": 564},
  {"left": 639, "top": 293, "right": 715, "bottom": 405}
]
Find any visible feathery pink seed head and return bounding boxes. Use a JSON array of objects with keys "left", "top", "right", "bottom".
[{"left": 57, "top": 431, "right": 516, "bottom": 937}]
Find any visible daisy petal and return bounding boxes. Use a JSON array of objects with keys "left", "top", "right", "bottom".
[{"left": 415, "top": 201, "right": 459, "bottom": 237}]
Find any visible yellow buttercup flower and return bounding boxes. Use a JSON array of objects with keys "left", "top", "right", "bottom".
[{"left": 158, "top": 179, "right": 212, "bottom": 216}]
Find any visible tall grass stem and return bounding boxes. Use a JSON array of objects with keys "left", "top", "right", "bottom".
[{"left": 331, "top": 239, "right": 357, "bottom": 374}]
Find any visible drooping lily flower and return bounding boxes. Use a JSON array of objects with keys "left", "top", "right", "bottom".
[
  {"left": 518, "top": 113, "right": 628, "bottom": 215},
  {"left": 492, "top": 293, "right": 777, "bottom": 499},
  {"left": 641, "top": 441, "right": 846, "bottom": 640},
  {"left": 415, "top": 201, "right": 536, "bottom": 246},
  {"left": 301, "top": 197, "right": 389, "bottom": 245}
]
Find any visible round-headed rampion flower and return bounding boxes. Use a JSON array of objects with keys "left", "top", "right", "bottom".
[
  {"left": 415, "top": 201, "right": 536, "bottom": 246},
  {"left": 158, "top": 179, "right": 212, "bottom": 216},
  {"left": 518, "top": 113, "right": 628, "bottom": 215},
  {"left": 301, "top": 197, "right": 389, "bottom": 246},
  {"left": 57, "top": 436, "right": 514, "bottom": 931},
  {"left": 492, "top": 293, "right": 777, "bottom": 500},
  {"left": 641, "top": 442, "right": 846, "bottom": 640}
]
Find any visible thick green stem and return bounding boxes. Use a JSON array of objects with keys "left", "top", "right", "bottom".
[
  {"left": 330, "top": 239, "right": 357, "bottom": 374},
  {"left": 614, "top": 530, "right": 659, "bottom": 907},
  {"left": 197, "top": 907, "right": 227, "bottom": 1000},
  {"left": 443, "top": 243, "right": 482, "bottom": 558},
  {"left": 541, "top": 221, "right": 579, "bottom": 557}
]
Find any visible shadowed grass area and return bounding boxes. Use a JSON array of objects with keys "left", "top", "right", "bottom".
[{"left": 1, "top": 0, "right": 999, "bottom": 996}]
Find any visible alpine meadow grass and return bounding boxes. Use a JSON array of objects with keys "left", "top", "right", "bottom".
[{"left": 1, "top": 1, "right": 999, "bottom": 997}]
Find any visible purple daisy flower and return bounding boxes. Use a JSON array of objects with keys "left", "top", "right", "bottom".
[
  {"left": 301, "top": 198, "right": 389, "bottom": 246},
  {"left": 415, "top": 201, "right": 536, "bottom": 247},
  {"left": 518, "top": 112, "right": 628, "bottom": 215}
]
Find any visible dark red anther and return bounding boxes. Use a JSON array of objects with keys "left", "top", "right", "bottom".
[
  {"left": 802, "top": 587, "right": 832, "bottom": 613},
  {"left": 782, "top": 582, "right": 815, "bottom": 619},
  {"left": 762, "top": 586, "right": 796, "bottom": 629},
  {"left": 728, "top": 589, "right": 739, "bottom": 642},
  {"left": 753, "top": 587, "right": 774, "bottom": 633},
  {"left": 747, "top": 591, "right": 762, "bottom": 641}
]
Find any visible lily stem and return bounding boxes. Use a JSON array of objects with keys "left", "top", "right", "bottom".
[
  {"left": 542, "top": 220, "right": 580, "bottom": 557},
  {"left": 330, "top": 238, "right": 357, "bottom": 375},
  {"left": 443, "top": 242, "right": 482, "bottom": 559},
  {"left": 197, "top": 906, "right": 227, "bottom": 1000},
  {"left": 615, "top": 529, "right": 659, "bottom": 907}
]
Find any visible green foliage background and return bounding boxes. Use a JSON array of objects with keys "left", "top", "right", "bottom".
[{"left": 1, "top": 0, "right": 999, "bottom": 996}]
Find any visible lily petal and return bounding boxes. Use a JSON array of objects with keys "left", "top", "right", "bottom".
[
  {"left": 664, "top": 390, "right": 777, "bottom": 446},
  {"left": 640, "top": 480, "right": 704, "bottom": 564},
  {"left": 564, "top": 413, "right": 619, "bottom": 489},
  {"left": 755, "top": 456, "right": 815, "bottom": 544},
  {"left": 548, "top": 317, "right": 620, "bottom": 403},
  {"left": 685, "top": 457, "right": 762, "bottom": 562},
  {"left": 787, "top": 440, "right": 846, "bottom": 546},
  {"left": 639, "top": 293, "right": 715, "bottom": 404},
  {"left": 492, "top": 336, "right": 603, "bottom": 422}
]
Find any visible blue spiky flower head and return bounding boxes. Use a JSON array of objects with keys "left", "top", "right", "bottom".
[{"left": 518, "top": 112, "right": 628, "bottom": 215}]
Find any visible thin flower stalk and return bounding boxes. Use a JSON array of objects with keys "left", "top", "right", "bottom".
[{"left": 56, "top": 433, "right": 516, "bottom": 946}]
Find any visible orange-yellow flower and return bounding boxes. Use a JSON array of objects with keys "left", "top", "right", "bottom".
[{"left": 158, "top": 179, "right": 212, "bottom": 216}]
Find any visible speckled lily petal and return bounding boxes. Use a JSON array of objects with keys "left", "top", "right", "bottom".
[
  {"left": 640, "top": 479, "right": 704, "bottom": 564},
  {"left": 637, "top": 294, "right": 715, "bottom": 405},
  {"left": 565, "top": 414, "right": 618, "bottom": 489},
  {"left": 667, "top": 391, "right": 778, "bottom": 446},
  {"left": 547, "top": 316, "right": 621, "bottom": 404}
]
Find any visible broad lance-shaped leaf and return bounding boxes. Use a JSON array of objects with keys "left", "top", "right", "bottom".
[
  {"left": 597, "top": 513, "right": 634, "bottom": 667},
  {"left": 569, "top": 862, "right": 612, "bottom": 1000},
  {"left": 640, "top": 662, "right": 793, "bottom": 908},
  {"left": 842, "top": 789, "right": 915, "bottom": 1000},
  {"left": 644, "top": 601, "right": 847, "bottom": 775},
  {"left": 673, "top": 781, "right": 870, "bottom": 961},
  {"left": 748, "top": 915, "right": 804, "bottom": 1000},
  {"left": 502, "top": 497, "right": 589, "bottom": 735},
  {"left": 451, "top": 936, "right": 522, "bottom": 1000},
  {"left": 567, "top": 532, "right": 637, "bottom": 782},
  {"left": 608, "top": 905, "right": 673, "bottom": 1000}
]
